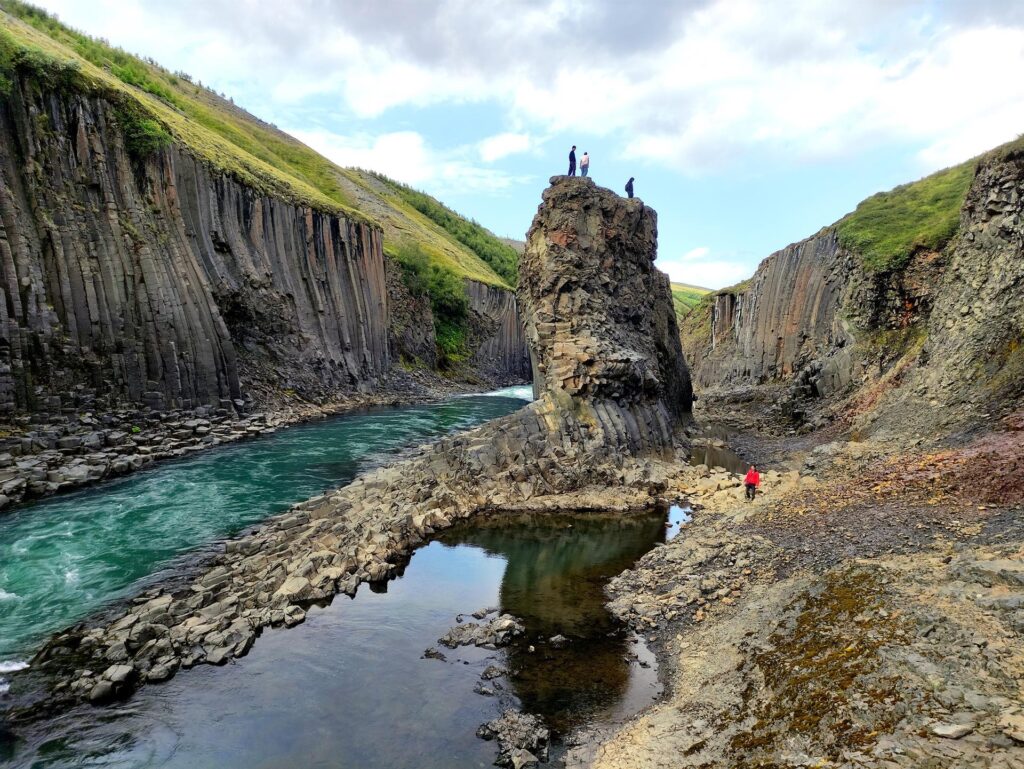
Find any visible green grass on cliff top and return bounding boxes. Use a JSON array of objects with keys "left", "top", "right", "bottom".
[
  {"left": 835, "top": 160, "right": 976, "bottom": 273},
  {"left": 670, "top": 282, "right": 711, "bottom": 317},
  {"left": 0, "top": 1, "right": 510, "bottom": 288}
]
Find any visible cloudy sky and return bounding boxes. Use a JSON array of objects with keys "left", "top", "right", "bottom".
[{"left": 32, "top": 0, "right": 1024, "bottom": 288}]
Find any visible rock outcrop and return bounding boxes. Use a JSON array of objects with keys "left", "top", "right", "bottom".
[
  {"left": 520, "top": 176, "right": 692, "bottom": 450},
  {"left": 11, "top": 175, "right": 691, "bottom": 712},
  {"left": 0, "top": 76, "right": 390, "bottom": 415}
]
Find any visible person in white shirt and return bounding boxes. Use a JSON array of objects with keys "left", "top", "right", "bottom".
[{"left": 580, "top": 152, "right": 590, "bottom": 176}]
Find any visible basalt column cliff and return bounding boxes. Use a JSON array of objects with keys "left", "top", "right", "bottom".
[
  {"left": 0, "top": 79, "right": 390, "bottom": 414},
  {"left": 519, "top": 176, "right": 692, "bottom": 452},
  {"left": 19, "top": 176, "right": 694, "bottom": 709}
]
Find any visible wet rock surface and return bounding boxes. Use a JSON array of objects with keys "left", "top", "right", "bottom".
[
  {"left": 439, "top": 613, "right": 525, "bottom": 649},
  {"left": 477, "top": 710, "right": 550, "bottom": 767}
]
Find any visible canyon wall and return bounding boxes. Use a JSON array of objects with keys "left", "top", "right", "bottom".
[
  {"left": 466, "top": 279, "right": 531, "bottom": 384},
  {"left": 0, "top": 75, "right": 530, "bottom": 418},
  {"left": 681, "top": 143, "right": 1024, "bottom": 433},
  {"left": 0, "top": 77, "right": 390, "bottom": 415},
  {"left": 689, "top": 229, "right": 855, "bottom": 393}
]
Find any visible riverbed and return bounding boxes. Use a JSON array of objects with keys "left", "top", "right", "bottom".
[
  {"left": 0, "top": 386, "right": 692, "bottom": 767},
  {"left": 0, "top": 387, "right": 533, "bottom": 664},
  {"left": 3, "top": 505, "right": 691, "bottom": 768}
]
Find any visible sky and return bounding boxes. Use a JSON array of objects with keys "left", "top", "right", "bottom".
[{"left": 29, "top": 0, "right": 1024, "bottom": 289}]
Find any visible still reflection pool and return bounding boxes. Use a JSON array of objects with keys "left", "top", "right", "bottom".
[{"left": 6, "top": 507, "right": 689, "bottom": 768}]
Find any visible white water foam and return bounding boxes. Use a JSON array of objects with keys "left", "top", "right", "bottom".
[
  {"left": 0, "top": 589, "right": 18, "bottom": 601},
  {"left": 479, "top": 385, "right": 534, "bottom": 401},
  {"left": 64, "top": 568, "right": 80, "bottom": 585},
  {"left": 0, "top": 660, "right": 28, "bottom": 696}
]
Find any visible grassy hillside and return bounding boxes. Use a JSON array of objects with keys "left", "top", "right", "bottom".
[
  {"left": 835, "top": 161, "right": 976, "bottom": 273},
  {"left": 0, "top": 1, "right": 511, "bottom": 290},
  {"left": 670, "top": 282, "right": 711, "bottom": 318}
]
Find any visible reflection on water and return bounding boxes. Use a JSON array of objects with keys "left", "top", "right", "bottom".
[
  {"left": 442, "top": 512, "right": 666, "bottom": 739},
  {"left": 689, "top": 443, "right": 749, "bottom": 474},
  {"left": 6, "top": 508, "right": 677, "bottom": 768}
]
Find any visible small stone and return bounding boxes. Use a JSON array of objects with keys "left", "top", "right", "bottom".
[
  {"left": 88, "top": 680, "right": 115, "bottom": 703},
  {"left": 510, "top": 748, "right": 538, "bottom": 769},
  {"left": 930, "top": 722, "right": 974, "bottom": 739},
  {"left": 102, "top": 664, "right": 135, "bottom": 684}
]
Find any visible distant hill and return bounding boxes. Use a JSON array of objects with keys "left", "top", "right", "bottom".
[{"left": 670, "top": 282, "right": 712, "bottom": 318}]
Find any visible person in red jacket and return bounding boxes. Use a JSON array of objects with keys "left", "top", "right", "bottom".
[{"left": 744, "top": 465, "right": 760, "bottom": 501}]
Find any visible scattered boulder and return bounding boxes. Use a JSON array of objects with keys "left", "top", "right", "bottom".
[{"left": 476, "top": 710, "right": 549, "bottom": 767}]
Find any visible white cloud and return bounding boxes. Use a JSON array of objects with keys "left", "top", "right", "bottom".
[
  {"left": 32, "top": 0, "right": 1024, "bottom": 179},
  {"left": 478, "top": 133, "right": 532, "bottom": 162},
  {"left": 288, "top": 128, "right": 531, "bottom": 196},
  {"left": 659, "top": 252, "right": 750, "bottom": 290},
  {"left": 681, "top": 246, "right": 710, "bottom": 262}
]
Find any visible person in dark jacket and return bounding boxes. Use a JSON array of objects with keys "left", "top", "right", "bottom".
[
  {"left": 625, "top": 177, "right": 634, "bottom": 198},
  {"left": 568, "top": 146, "right": 577, "bottom": 176}
]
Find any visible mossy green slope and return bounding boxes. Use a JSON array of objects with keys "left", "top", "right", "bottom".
[
  {"left": 836, "top": 161, "right": 976, "bottom": 273},
  {"left": 0, "top": 1, "right": 512, "bottom": 288}
]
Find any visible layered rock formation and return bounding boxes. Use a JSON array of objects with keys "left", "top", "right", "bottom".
[
  {"left": 681, "top": 143, "right": 1024, "bottom": 433},
  {"left": 15, "top": 175, "right": 691, "bottom": 711},
  {"left": 0, "top": 73, "right": 529, "bottom": 421}
]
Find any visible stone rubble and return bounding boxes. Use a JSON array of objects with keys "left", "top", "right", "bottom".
[{"left": 476, "top": 710, "right": 550, "bottom": 768}]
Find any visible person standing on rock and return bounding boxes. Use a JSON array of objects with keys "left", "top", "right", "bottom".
[
  {"left": 625, "top": 177, "right": 634, "bottom": 198},
  {"left": 580, "top": 151, "right": 590, "bottom": 177},
  {"left": 744, "top": 465, "right": 760, "bottom": 501},
  {"left": 568, "top": 145, "right": 577, "bottom": 176}
]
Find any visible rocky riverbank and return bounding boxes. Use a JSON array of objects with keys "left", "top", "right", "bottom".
[
  {"left": 2, "top": 176, "right": 693, "bottom": 719},
  {"left": 0, "top": 367, "right": 506, "bottom": 510},
  {"left": 567, "top": 399, "right": 1024, "bottom": 769}
]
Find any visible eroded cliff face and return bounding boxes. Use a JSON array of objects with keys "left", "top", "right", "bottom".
[
  {"left": 875, "top": 149, "right": 1024, "bottom": 431},
  {"left": 0, "top": 77, "right": 390, "bottom": 414},
  {"left": 682, "top": 147, "right": 1024, "bottom": 434},
  {"left": 520, "top": 177, "right": 691, "bottom": 446}
]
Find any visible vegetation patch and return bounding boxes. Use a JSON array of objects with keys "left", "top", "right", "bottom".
[
  {"left": 729, "top": 569, "right": 911, "bottom": 766},
  {"left": 836, "top": 161, "right": 976, "bottom": 273},
  {"left": 113, "top": 102, "right": 171, "bottom": 160},
  {"left": 670, "top": 282, "right": 710, "bottom": 317},
  {"left": 376, "top": 173, "right": 519, "bottom": 286},
  {"left": 677, "top": 294, "right": 715, "bottom": 352},
  {"left": 392, "top": 242, "right": 470, "bottom": 368}
]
